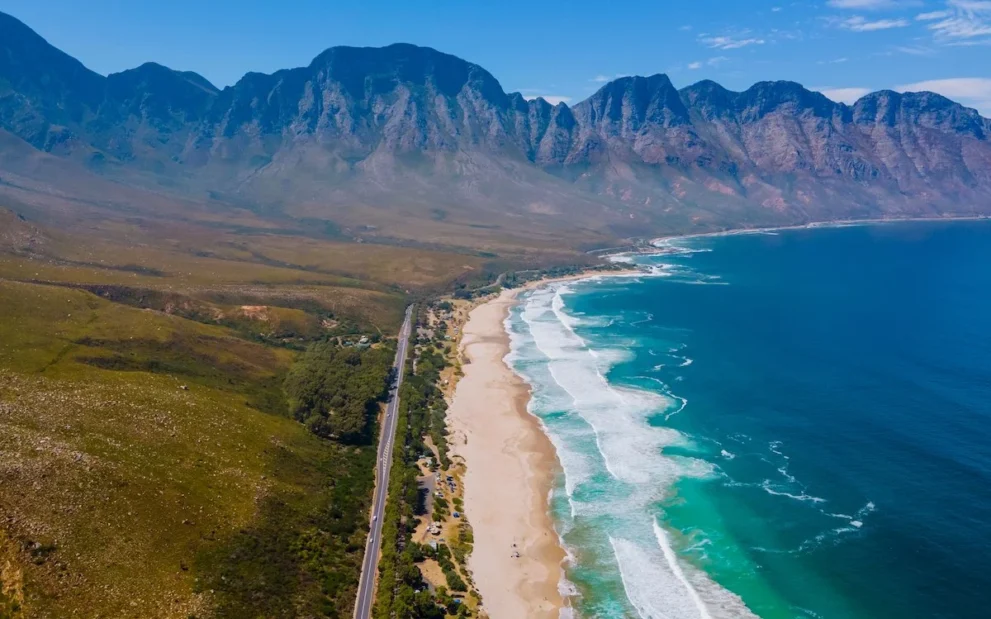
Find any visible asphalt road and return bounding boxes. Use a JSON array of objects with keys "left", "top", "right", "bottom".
[{"left": 354, "top": 305, "right": 413, "bottom": 619}]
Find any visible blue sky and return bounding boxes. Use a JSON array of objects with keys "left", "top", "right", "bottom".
[{"left": 2, "top": 0, "right": 990, "bottom": 114}]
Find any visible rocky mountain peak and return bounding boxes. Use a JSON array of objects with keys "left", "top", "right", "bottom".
[
  {"left": 853, "top": 89, "right": 986, "bottom": 137},
  {"left": 679, "top": 79, "right": 737, "bottom": 119},
  {"left": 0, "top": 10, "right": 104, "bottom": 125},
  {"left": 576, "top": 73, "right": 691, "bottom": 132},
  {"left": 737, "top": 80, "right": 840, "bottom": 121},
  {"left": 306, "top": 43, "right": 509, "bottom": 108},
  {"left": 1, "top": 9, "right": 990, "bottom": 235}
]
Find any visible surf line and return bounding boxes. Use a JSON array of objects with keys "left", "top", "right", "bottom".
[{"left": 654, "top": 520, "right": 714, "bottom": 619}]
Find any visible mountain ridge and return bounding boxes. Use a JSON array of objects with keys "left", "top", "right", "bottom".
[{"left": 2, "top": 9, "right": 990, "bottom": 244}]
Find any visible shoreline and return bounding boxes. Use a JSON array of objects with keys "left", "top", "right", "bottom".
[
  {"left": 648, "top": 214, "right": 991, "bottom": 249},
  {"left": 446, "top": 216, "right": 991, "bottom": 617},
  {"left": 445, "top": 268, "right": 649, "bottom": 618},
  {"left": 447, "top": 288, "right": 567, "bottom": 619},
  {"left": 586, "top": 214, "right": 991, "bottom": 261}
]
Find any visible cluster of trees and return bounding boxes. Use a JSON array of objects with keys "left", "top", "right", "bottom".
[
  {"left": 200, "top": 443, "right": 377, "bottom": 619},
  {"left": 373, "top": 379, "right": 440, "bottom": 618},
  {"left": 433, "top": 544, "right": 467, "bottom": 593},
  {"left": 206, "top": 336, "right": 398, "bottom": 617},
  {"left": 414, "top": 345, "right": 452, "bottom": 469},
  {"left": 284, "top": 340, "right": 395, "bottom": 443},
  {"left": 375, "top": 308, "right": 473, "bottom": 618},
  {"left": 501, "top": 263, "right": 632, "bottom": 289}
]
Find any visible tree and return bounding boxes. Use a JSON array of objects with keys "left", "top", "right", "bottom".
[{"left": 284, "top": 340, "right": 394, "bottom": 443}]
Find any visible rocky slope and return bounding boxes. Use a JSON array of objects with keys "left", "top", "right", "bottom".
[{"left": 2, "top": 10, "right": 990, "bottom": 239}]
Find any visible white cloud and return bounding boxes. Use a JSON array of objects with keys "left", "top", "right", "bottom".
[
  {"left": 916, "top": 10, "right": 951, "bottom": 19},
  {"left": 818, "top": 56, "right": 851, "bottom": 64},
  {"left": 589, "top": 73, "right": 630, "bottom": 83},
  {"left": 699, "top": 34, "right": 766, "bottom": 49},
  {"left": 816, "top": 87, "right": 874, "bottom": 103},
  {"left": 523, "top": 95, "right": 572, "bottom": 105},
  {"left": 679, "top": 25, "right": 693, "bottom": 31},
  {"left": 771, "top": 6, "right": 783, "bottom": 12},
  {"left": 929, "top": 18, "right": 991, "bottom": 38},
  {"left": 688, "top": 57, "right": 730, "bottom": 70},
  {"left": 828, "top": 0, "right": 900, "bottom": 9},
  {"left": 892, "top": 44, "right": 937, "bottom": 54},
  {"left": 924, "top": 0, "right": 991, "bottom": 40},
  {"left": 839, "top": 15, "right": 911, "bottom": 30},
  {"left": 813, "top": 78, "right": 991, "bottom": 114},
  {"left": 897, "top": 77, "right": 991, "bottom": 97},
  {"left": 952, "top": 0, "right": 991, "bottom": 9},
  {"left": 897, "top": 77, "right": 991, "bottom": 115}
]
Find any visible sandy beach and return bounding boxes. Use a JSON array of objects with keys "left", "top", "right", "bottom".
[{"left": 446, "top": 288, "right": 566, "bottom": 619}]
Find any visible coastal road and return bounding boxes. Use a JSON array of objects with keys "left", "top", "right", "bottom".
[{"left": 354, "top": 305, "right": 414, "bottom": 619}]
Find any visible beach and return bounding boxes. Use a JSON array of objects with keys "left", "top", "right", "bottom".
[
  {"left": 446, "top": 288, "right": 567, "bottom": 619},
  {"left": 472, "top": 223, "right": 991, "bottom": 618}
]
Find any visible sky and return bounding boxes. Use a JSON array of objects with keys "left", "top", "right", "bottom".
[{"left": 2, "top": 0, "right": 990, "bottom": 115}]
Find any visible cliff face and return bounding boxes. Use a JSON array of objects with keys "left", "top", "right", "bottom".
[{"left": 2, "top": 10, "right": 990, "bottom": 236}]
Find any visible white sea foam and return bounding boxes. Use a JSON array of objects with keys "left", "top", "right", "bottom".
[
  {"left": 608, "top": 524, "right": 759, "bottom": 619},
  {"left": 611, "top": 535, "right": 706, "bottom": 619},
  {"left": 635, "top": 376, "right": 689, "bottom": 421},
  {"left": 651, "top": 238, "right": 714, "bottom": 255},
  {"left": 796, "top": 501, "right": 876, "bottom": 553},
  {"left": 760, "top": 480, "right": 827, "bottom": 504},
  {"left": 510, "top": 282, "right": 765, "bottom": 617},
  {"left": 651, "top": 264, "right": 677, "bottom": 277},
  {"left": 777, "top": 465, "right": 797, "bottom": 484},
  {"left": 653, "top": 521, "right": 715, "bottom": 619},
  {"left": 768, "top": 440, "right": 789, "bottom": 459},
  {"left": 684, "top": 537, "right": 714, "bottom": 554},
  {"left": 608, "top": 253, "right": 636, "bottom": 264},
  {"left": 522, "top": 285, "right": 696, "bottom": 487},
  {"left": 677, "top": 278, "right": 731, "bottom": 286},
  {"left": 631, "top": 312, "right": 655, "bottom": 326},
  {"left": 666, "top": 394, "right": 689, "bottom": 420}
]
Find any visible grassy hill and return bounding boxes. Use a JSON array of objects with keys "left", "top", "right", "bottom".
[
  {"left": 0, "top": 279, "right": 386, "bottom": 617},
  {"left": 0, "top": 136, "right": 605, "bottom": 616},
  {"left": 0, "top": 92, "right": 602, "bottom": 618}
]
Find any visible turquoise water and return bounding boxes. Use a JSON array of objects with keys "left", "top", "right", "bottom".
[{"left": 505, "top": 221, "right": 991, "bottom": 618}]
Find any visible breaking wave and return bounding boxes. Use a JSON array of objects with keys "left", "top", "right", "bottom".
[{"left": 508, "top": 281, "right": 758, "bottom": 618}]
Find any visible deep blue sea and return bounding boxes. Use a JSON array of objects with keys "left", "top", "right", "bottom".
[{"left": 506, "top": 221, "right": 991, "bottom": 619}]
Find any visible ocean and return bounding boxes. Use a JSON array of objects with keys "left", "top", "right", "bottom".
[{"left": 505, "top": 221, "right": 991, "bottom": 619}]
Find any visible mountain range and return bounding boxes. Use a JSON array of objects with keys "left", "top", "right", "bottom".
[{"left": 2, "top": 9, "right": 990, "bottom": 245}]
